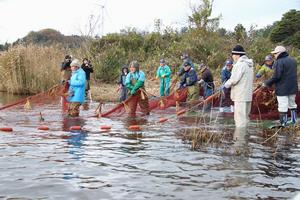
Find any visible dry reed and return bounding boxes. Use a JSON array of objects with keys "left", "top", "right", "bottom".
[{"left": 0, "top": 44, "right": 67, "bottom": 94}]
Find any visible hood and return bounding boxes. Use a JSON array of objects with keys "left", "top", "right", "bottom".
[{"left": 238, "top": 55, "right": 254, "bottom": 68}]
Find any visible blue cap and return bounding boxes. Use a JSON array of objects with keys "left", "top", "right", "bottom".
[
  {"left": 265, "top": 55, "right": 273, "bottom": 61},
  {"left": 183, "top": 61, "right": 190, "bottom": 67},
  {"left": 225, "top": 60, "right": 233, "bottom": 66},
  {"left": 160, "top": 59, "right": 165, "bottom": 64}
]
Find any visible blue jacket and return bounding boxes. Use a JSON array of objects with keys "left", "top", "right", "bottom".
[
  {"left": 125, "top": 71, "right": 146, "bottom": 85},
  {"left": 180, "top": 68, "right": 198, "bottom": 88},
  {"left": 156, "top": 65, "right": 171, "bottom": 82},
  {"left": 265, "top": 52, "right": 298, "bottom": 96},
  {"left": 221, "top": 66, "right": 231, "bottom": 83},
  {"left": 68, "top": 68, "right": 86, "bottom": 103}
]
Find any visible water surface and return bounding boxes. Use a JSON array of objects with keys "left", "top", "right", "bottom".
[{"left": 0, "top": 95, "right": 299, "bottom": 200}]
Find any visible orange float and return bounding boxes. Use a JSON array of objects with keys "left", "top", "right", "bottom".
[
  {"left": 100, "top": 125, "right": 112, "bottom": 130},
  {"left": 158, "top": 117, "right": 168, "bottom": 123},
  {"left": 0, "top": 127, "right": 13, "bottom": 132},
  {"left": 100, "top": 129, "right": 110, "bottom": 133},
  {"left": 128, "top": 125, "right": 141, "bottom": 131},
  {"left": 37, "top": 126, "right": 49, "bottom": 131},
  {"left": 69, "top": 126, "right": 82, "bottom": 131}
]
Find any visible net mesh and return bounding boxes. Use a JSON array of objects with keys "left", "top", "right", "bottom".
[
  {"left": 0, "top": 84, "right": 67, "bottom": 111},
  {"left": 100, "top": 88, "right": 188, "bottom": 117},
  {"left": 1, "top": 82, "right": 299, "bottom": 121}
]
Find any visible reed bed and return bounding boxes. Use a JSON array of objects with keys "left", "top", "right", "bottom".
[{"left": 0, "top": 44, "right": 66, "bottom": 94}]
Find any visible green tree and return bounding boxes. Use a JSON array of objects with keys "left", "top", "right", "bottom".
[
  {"left": 270, "top": 9, "right": 300, "bottom": 48},
  {"left": 188, "top": 0, "right": 220, "bottom": 31},
  {"left": 234, "top": 24, "right": 247, "bottom": 43}
]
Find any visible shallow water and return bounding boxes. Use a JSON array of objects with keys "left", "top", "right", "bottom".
[{"left": 0, "top": 96, "right": 299, "bottom": 200}]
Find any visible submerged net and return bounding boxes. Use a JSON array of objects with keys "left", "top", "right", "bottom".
[{"left": 0, "top": 84, "right": 67, "bottom": 111}]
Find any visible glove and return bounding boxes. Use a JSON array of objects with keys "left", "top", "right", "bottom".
[
  {"left": 130, "top": 80, "right": 144, "bottom": 95},
  {"left": 68, "top": 90, "right": 74, "bottom": 98},
  {"left": 161, "top": 74, "right": 166, "bottom": 78},
  {"left": 132, "top": 80, "right": 144, "bottom": 91},
  {"left": 261, "top": 82, "right": 267, "bottom": 88},
  {"left": 126, "top": 83, "right": 134, "bottom": 91},
  {"left": 198, "top": 79, "right": 205, "bottom": 85},
  {"left": 220, "top": 85, "right": 225, "bottom": 97},
  {"left": 180, "top": 83, "right": 186, "bottom": 88},
  {"left": 220, "top": 84, "right": 225, "bottom": 91},
  {"left": 130, "top": 89, "right": 137, "bottom": 95}
]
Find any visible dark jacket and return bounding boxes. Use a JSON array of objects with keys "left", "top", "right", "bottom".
[
  {"left": 221, "top": 66, "right": 231, "bottom": 83},
  {"left": 201, "top": 67, "right": 214, "bottom": 89},
  {"left": 118, "top": 73, "right": 128, "bottom": 86},
  {"left": 61, "top": 60, "right": 71, "bottom": 71},
  {"left": 178, "top": 58, "right": 194, "bottom": 76},
  {"left": 265, "top": 52, "right": 298, "bottom": 96},
  {"left": 180, "top": 68, "right": 198, "bottom": 88},
  {"left": 81, "top": 63, "right": 94, "bottom": 80}
]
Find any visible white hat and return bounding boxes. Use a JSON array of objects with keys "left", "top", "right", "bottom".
[
  {"left": 70, "top": 59, "right": 80, "bottom": 67},
  {"left": 271, "top": 46, "right": 286, "bottom": 54}
]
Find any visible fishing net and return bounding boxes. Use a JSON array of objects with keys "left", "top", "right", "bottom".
[
  {"left": 100, "top": 88, "right": 188, "bottom": 117},
  {"left": 247, "top": 87, "right": 299, "bottom": 119},
  {"left": 99, "top": 82, "right": 300, "bottom": 120},
  {"left": 0, "top": 83, "right": 68, "bottom": 111},
  {"left": 1, "top": 80, "right": 299, "bottom": 121},
  {"left": 212, "top": 87, "right": 300, "bottom": 120}
]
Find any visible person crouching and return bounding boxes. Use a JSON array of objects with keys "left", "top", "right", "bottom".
[
  {"left": 67, "top": 59, "right": 86, "bottom": 117},
  {"left": 125, "top": 61, "right": 150, "bottom": 116}
]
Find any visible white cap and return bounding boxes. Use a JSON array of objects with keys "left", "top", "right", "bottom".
[
  {"left": 70, "top": 59, "right": 80, "bottom": 67},
  {"left": 271, "top": 46, "right": 286, "bottom": 54}
]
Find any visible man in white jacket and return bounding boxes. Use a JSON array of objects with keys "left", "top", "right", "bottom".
[{"left": 224, "top": 45, "right": 254, "bottom": 128}]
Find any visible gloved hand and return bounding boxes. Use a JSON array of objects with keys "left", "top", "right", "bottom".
[
  {"left": 220, "top": 84, "right": 225, "bottom": 91},
  {"left": 68, "top": 90, "right": 74, "bottom": 98},
  {"left": 132, "top": 80, "right": 144, "bottom": 92},
  {"left": 126, "top": 83, "right": 134, "bottom": 91},
  {"left": 198, "top": 79, "right": 205, "bottom": 85},
  {"left": 261, "top": 82, "right": 267, "bottom": 88},
  {"left": 130, "top": 89, "right": 137, "bottom": 95},
  {"left": 220, "top": 85, "right": 225, "bottom": 98},
  {"left": 181, "top": 83, "right": 186, "bottom": 88}
]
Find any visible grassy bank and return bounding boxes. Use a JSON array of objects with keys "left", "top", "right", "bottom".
[{"left": 91, "top": 79, "right": 160, "bottom": 102}]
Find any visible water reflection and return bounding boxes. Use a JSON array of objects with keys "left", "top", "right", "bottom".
[
  {"left": 62, "top": 116, "right": 87, "bottom": 160},
  {"left": 0, "top": 92, "right": 27, "bottom": 106},
  {"left": 233, "top": 127, "right": 249, "bottom": 151},
  {"left": 62, "top": 116, "right": 85, "bottom": 131},
  {"left": 123, "top": 116, "right": 148, "bottom": 127},
  {"left": 82, "top": 102, "right": 90, "bottom": 111},
  {"left": 258, "top": 130, "right": 299, "bottom": 179},
  {"left": 0, "top": 91, "right": 300, "bottom": 200}
]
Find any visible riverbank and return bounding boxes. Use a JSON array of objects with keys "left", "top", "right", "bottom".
[{"left": 91, "top": 79, "right": 161, "bottom": 102}]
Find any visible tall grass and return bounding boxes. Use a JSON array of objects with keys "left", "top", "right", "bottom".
[{"left": 0, "top": 44, "right": 66, "bottom": 94}]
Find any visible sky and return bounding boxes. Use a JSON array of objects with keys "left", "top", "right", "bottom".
[{"left": 0, "top": 0, "right": 299, "bottom": 44}]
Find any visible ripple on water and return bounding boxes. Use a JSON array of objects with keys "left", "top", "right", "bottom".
[{"left": 0, "top": 101, "right": 299, "bottom": 199}]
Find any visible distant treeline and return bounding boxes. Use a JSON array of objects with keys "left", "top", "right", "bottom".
[{"left": 0, "top": 4, "right": 299, "bottom": 94}]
